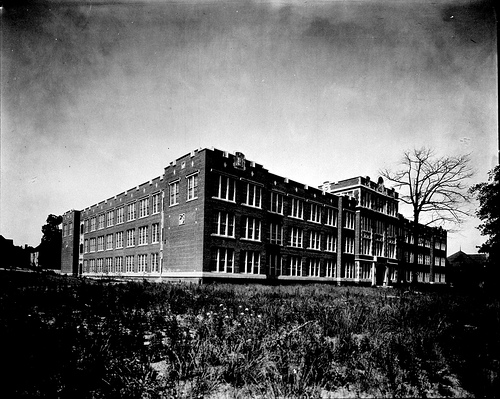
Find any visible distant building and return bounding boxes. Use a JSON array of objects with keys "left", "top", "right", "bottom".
[
  {"left": 0, "top": 235, "right": 33, "bottom": 269},
  {"left": 447, "top": 250, "right": 487, "bottom": 288},
  {"left": 61, "top": 148, "right": 447, "bottom": 285}
]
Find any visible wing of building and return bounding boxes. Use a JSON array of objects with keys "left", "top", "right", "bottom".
[{"left": 61, "top": 148, "right": 447, "bottom": 285}]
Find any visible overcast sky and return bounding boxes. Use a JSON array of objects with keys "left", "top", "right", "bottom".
[{"left": 1, "top": 0, "right": 497, "bottom": 254}]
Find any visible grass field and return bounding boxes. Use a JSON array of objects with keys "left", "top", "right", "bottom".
[{"left": 1, "top": 270, "right": 498, "bottom": 398}]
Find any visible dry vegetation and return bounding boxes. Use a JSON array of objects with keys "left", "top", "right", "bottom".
[{"left": 1, "top": 271, "right": 498, "bottom": 398}]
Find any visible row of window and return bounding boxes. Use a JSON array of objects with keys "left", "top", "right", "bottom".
[
  {"left": 360, "top": 191, "right": 398, "bottom": 216},
  {"left": 405, "top": 234, "right": 447, "bottom": 251},
  {"left": 84, "top": 224, "right": 160, "bottom": 252},
  {"left": 212, "top": 176, "right": 346, "bottom": 226},
  {"left": 404, "top": 252, "right": 445, "bottom": 266},
  {"left": 168, "top": 173, "right": 199, "bottom": 206},
  {"left": 360, "top": 217, "right": 397, "bottom": 236},
  {"left": 83, "top": 253, "right": 160, "bottom": 274},
  {"left": 210, "top": 249, "right": 397, "bottom": 280},
  {"left": 84, "top": 194, "right": 161, "bottom": 233}
]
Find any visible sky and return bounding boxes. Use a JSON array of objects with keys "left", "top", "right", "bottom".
[{"left": 1, "top": 0, "right": 498, "bottom": 255}]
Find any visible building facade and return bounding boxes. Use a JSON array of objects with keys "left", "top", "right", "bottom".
[{"left": 61, "top": 148, "right": 447, "bottom": 285}]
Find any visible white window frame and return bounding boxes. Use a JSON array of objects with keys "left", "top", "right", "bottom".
[
  {"left": 308, "top": 203, "right": 321, "bottom": 224},
  {"left": 169, "top": 181, "right": 179, "bottom": 206},
  {"left": 138, "top": 226, "right": 148, "bottom": 246},
  {"left": 309, "top": 231, "right": 321, "bottom": 250},
  {"left": 213, "top": 211, "right": 235, "bottom": 238},
  {"left": 289, "top": 198, "right": 304, "bottom": 219},
  {"left": 289, "top": 227, "right": 303, "bottom": 248},
  {"left": 243, "top": 217, "right": 261, "bottom": 241},
  {"left": 139, "top": 198, "right": 149, "bottom": 218},
  {"left": 244, "top": 183, "right": 262, "bottom": 208},
  {"left": 187, "top": 173, "right": 199, "bottom": 201},
  {"left": 116, "top": 207, "right": 124, "bottom": 224},
  {"left": 215, "top": 175, "right": 236, "bottom": 202},
  {"left": 243, "top": 250, "right": 261, "bottom": 274},
  {"left": 270, "top": 192, "right": 284, "bottom": 214},
  {"left": 269, "top": 223, "right": 283, "bottom": 246}
]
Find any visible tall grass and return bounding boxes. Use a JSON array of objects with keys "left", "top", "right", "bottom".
[{"left": 1, "top": 271, "right": 498, "bottom": 398}]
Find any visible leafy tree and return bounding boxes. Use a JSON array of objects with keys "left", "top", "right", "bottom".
[
  {"left": 38, "top": 214, "right": 63, "bottom": 269},
  {"left": 470, "top": 165, "right": 500, "bottom": 284},
  {"left": 380, "top": 148, "right": 474, "bottom": 283}
]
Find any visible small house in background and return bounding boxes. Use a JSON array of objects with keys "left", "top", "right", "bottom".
[{"left": 447, "top": 250, "right": 488, "bottom": 289}]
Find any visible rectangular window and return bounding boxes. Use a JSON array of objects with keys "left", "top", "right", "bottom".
[
  {"left": 187, "top": 173, "right": 199, "bottom": 201},
  {"left": 116, "top": 207, "right": 124, "bottom": 224},
  {"left": 125, "top": 255, "right": 134, "bottom": 273},
  {"left": 97, "top": 236, "right": 104, "bottom": 252},
  {"left": 126, "top": 229, "right": 135, "bottom": 247},
  {"left": 106, "top": 234, "right": 113, "bottom": 250},
  {"left": 138, "top": 254, "right": 148, "bottom": 273},
  {"left": 309, "top": 231, "right": 321, "bottom": 250},
  {"left": 68, "top": 222, "right": 73, "bottom": 235},
  {"left": 243, "top": 217, "right": 261, "bottom": 241},
  {"left": 326, "top": 260, "right": 337, "bottom": 278},
  {"left": 106, "top": 211, "right": 114, "bottom": 227},
  {"left": 289, "top": 227, "right": 304, "bottom": 248},
  {"left": 115, "top": 257, "right": 123, "bottom": 273},
  {"left": 84, "top": 219, "right": 89, "bottom": 233},
  {"left": 289, "top": 198, "right": 304, "bottom": 219},
  {"left": 97, "top": 214, "right": 105, "bottom": 230},
  {"left": 139, "top": 198, "right": 149, "bottom": 218},
  {"left": 326, "top": 235, "right": 337, "bottom": 252},
  {"left": 343, "top": 261, "right": 356, "bottom": 279},
  {"left": 106, "top": 257, "right": 113, "bottom": 273},
  {"left": 308, "top": 258, "right": 320, "bottom": 277},
  {"left": 425, "top": 255, "right": 431, "bottom": 265},
  {"left": 361, "top": 236, "right": 371, "bottom": 255},
  {"left": 213, "top": 211, "right": 235, "bottom": 237},
  {"left": 270, "top": 192, "right": 284, "bottom": 214},
  {"left": 309, "top": 203, "right": 321, "bottom": 223},
  {"left": 374, "top": 240, "right": 383, "bottom": 257},
  {"left": 269, "top": 223, "right": 283, "bottom": 245},
  {"left": 244, "top": 183, "right": 262, "bottom": 208},
  {"left": 326, "top": 208, "right": 338, "bottom": 227},
  {"left": 361, "top": 216, "right": 371, "bottom": 232},
  {"left": 89, "top": 238, "right": 96, "bottom": 252},
  {"left": 360, "top": 263, "right": 372, "bottom": 280},
  {"left": 127, "top": 203, "right": 136, "bottom": 221},
  {"left": 243, "top": 250, "right": 261, "bottom": 274},
  {"left": 343, "top": 212, "right": 355, "bottom": 229},
  {"left": 418, "top": 253, "right": 424, "bottom": 264},
  {"left": 89, "top": 259, "right": 95, "bottom": 273},
  {"left": 97, "top": 258, "right": 104, "bottom": 273},
  {"left": 151, "top": 223, "right": 160, "bottom": 243},
  {"left": 152, "top": 193, "right": 161, "bottom": 214},
  {"left": 344, "top": 236, "right": 354, "bottom": 254},
  {"left": 63, "top": 224, "right": 68, "bottom": 237},
  {"left": 138, "top": 226, "right": 148, "bottom": 246},
  {"left": 151, "top": 253, "right": 160, "bottom": 273},
  {"left": 211, "top": 248, "right": 235, "bottom": 273},
  {"left": 115, "top": 231, "right": 124, "bottom": 249},
  {"left": 387, "top": 240, "right": 396, "bottom": 259},
  {"left": 90, "top": 217, "right": 96, "bottom": 232},
  {"left": 83, "top": 260, "right": 88, "bottom": 273},
  {"left": 215, "top": 175, "right": 236, "bottom": 202},
  {"left": 289, "top": 256, "right": 302, "bottom": 276},
  {"left": 169, "top": 181, "right": 179, "bottom": 206},
  {"left": 268, "top": 254, "right": 282, "bottom": 276},
  {"left": 84, "top": 239, "right": 89, "bottom": 254}
]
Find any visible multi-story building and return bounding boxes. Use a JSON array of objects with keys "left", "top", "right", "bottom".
[{"left": 60, "top": 148, "right": 447, "bottom": 285}]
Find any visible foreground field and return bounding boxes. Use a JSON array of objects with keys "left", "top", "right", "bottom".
[{"left": 0, "top": 271, "right": 498, "bottom": 398}]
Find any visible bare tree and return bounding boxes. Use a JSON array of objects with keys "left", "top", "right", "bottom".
[
  {"left": 380, "top": 147, "right": 474, "bottom": 229},
  {"left": 380, "top": 147, "right": 474, "bottom": 283}
]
